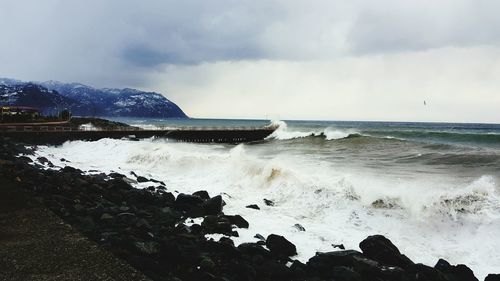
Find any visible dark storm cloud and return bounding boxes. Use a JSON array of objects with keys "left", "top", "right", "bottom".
[{"left": 1, "top": 0, "right": 500, "bottom": 87}]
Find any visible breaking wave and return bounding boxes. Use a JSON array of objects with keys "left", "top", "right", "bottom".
[{"left": 268, "top": 121, "right": 362, "bottom": 141}]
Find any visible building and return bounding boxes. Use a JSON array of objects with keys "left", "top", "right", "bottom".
[{"left": 1, "top": 106, "right": 40, "bottom": 120}]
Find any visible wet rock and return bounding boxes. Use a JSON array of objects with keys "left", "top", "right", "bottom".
[
  {"left": 134, "top": 241, "right": 160, "bottom": 255},
  {"left": 224, "top": 215, "right": 249, "bottom": 228},
  {"left": 201, "top": 195, "right": 223, "bottom": 215},
  {"left": 260, "top": 259, "right": 293, "bottom": 279},
  {"left": 263, "top": 199, "right": 275, "bottom": 206},
  {"left": 485, "top": 274, "right": 500, "bottom": 281},
  {"left": 200, "top": 257, "right": 216, "bottom": 272},
  {"left": 136, "top": 176, "right": 149, "bottom": 183},
  {"left": 307, "top": 250, "right": 364, "bottom": 270},
  {"left": 73, "top": 204, "right": 85, "bottom": 212},
  {"left": 107, "top": 178, "right": 132, "bottom": 191},
  {"left": 330, "top": 266, "right": 363, "bottom": 281},
  {"left": 174, "top": 193, "right": 204, "bottom": 211},
  {"left": 117, "top": 212, "right": 136, "bottom": 219},
  {"left": 193, "top": 190, "right": 210, "bottom": 200},
  {"left": 37, "top": 156, "right": 50, "bottom": 164},
  {"left": 332, "top": 244, "right": 345, "bottom": 250},
  {"left": 246, "top": 204, "right": 260, "bottom": 210},
  {"left": 359, "top": 235, "right": 414, "bottom": 269},
  {"left": 135, "top": 218, "right": 152, "bottom": 230},
  {"left": 414, "top": 263, "right": 449, "bottom": 281},
  {"left": 149, "top": 178, "right": 165, "bottom": 186},
  {"left": 290, "top": 260, "right": 308, "bottom": 278},
  {"left": 108, "top": 172, "right": 126, "bottom": 179},
  {"left": 254, "top": 234, "right": 265, "bottom": 241},
  {"left": 434, "top": 259, "right": 478, "bottom": 281},
  {"left": 61, "top": 166, "right": 82, "bottom": 174},
  {"left": 100, "top": 213, "right": 114, "bottom": 221},
  {"left": 266, "top": 234, "right": 297, "bottom": 257},
  {"left": 77, "top": 216, "right": 95, "bottom": 232},
  {"left": 238, "top": 243, "right": 271, "bottom": 258},
  {"left": 201, "top": 215, "right": 235, "bottom": 236},
  {"left": 17, "top": 156, "right": 33, "bottom": 163},
  {"left": 293, "top": 223, "right": 305, "bottom": 231},
  {"left": 119, "top": 206, "right": 130, "bottom": 212}
]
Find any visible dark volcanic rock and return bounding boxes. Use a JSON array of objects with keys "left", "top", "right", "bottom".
[
  {"left": 307, "top": 250, "right": 363, "bottom": 269},
  {"left": 486, "top": 274, "right": 500, "bottom": 281},
  {"left": 434, "top": 258, "right": 478, "bottom": 281},
  {"left": 359, "top": 235, "right": 414, "bottom": 269},
  {"left": 201, "top": 195, "right": 223, "bottom": 216},
  {"left": 136, "top": 176, "right": 149, "bottom": 183},
  {"left": 293, "top": 223, "right": 305, "bottom": 231},
  {"left": 192, "top": 190, "right": 210, "bottom": 200},
  {"left": 414, "top": 263, "right": 449, "bottom": 281},
  {"left": 174, "top": 193, "right": 204, "bottom": 211},
  {"left": 224, "top": 215, "right": 249, "bottom": 228},
  {"left": 266, "top": 234, "right": 297, "bottom": 257},
  {"left": 263, "top": 199, "right": 275, "bottom": 206},
  {"left": 332, "top": 243, "right": 345, "bottom": 250},
  {"left": 201, "top": 215, "right": 238, "bottom": 237},
  {"left": 108, "top": 172, "right": 126, "bottom": 179},
  {"left": 246, "top": 204, "right": 260, "bottom": 210}
]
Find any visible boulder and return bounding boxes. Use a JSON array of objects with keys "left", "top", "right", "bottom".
[
  {"left": 263, "top": 199, "right": 275, "bottom": 206},
  {"left": 136, "top": 176, "right": 149, "bottom": 183},
  {"left": 434, "top": 259, "right": 478, "bottom": 281},
  {"left": 201, "top": 195, "right": 223, "bottom": 215},
  {"left": 307, "top": 250, "right": 364, "bottom": 270},
  {"left": 108, "top": 172, "right": 126, "bottom": 179},
  {"left": 266, "top": 234, "right": 297, "bottom": 257},
  {"left": 224, "top": 215, "right": 249, "bottom": 228},
  {"left": 201, "top": 215, "right": 236, "bottom": 236},
  {"left": 193, "top": 190, "right": 210, "bottom": 200},
  {"left": 293, "top": 223, "right": 305, "bottom": 231},
  {"left": 100, "top": 213, "right": 114, "bottom": 221},
  {"left": 359, "top": 235, "right": 414, "bottom": 269},
  {"left": 485, "top": 274, "right": 500, "bottom": 281},
  {"left": 332, "top": 244, "right": 345, "bottom": 250},
  {"left": 414, "top": 263, "right": 449, "bottom": 281},
  {"left": 246, "top": 204, "right": 260, "bottom": 210},
  {"left": 174, "top": 193, "right": 204, "bottom": 211},
  {"left": 238, "top": 243, "right": 271, "bottom": 258},
  {"left": 134, "top": 241, "right": 160, "bottom": 255}
]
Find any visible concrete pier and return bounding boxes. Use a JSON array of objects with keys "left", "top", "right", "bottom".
[{"left": 0, "top": 124, "right": 277, "bottom": 144}]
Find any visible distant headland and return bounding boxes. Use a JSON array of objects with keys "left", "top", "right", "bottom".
[{"left": 0, "top": 78, "right": 187, "bottom": 118}]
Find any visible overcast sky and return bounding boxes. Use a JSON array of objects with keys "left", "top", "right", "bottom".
[{"left": 1, "top": 0, "right": 500, "bottom": 122}]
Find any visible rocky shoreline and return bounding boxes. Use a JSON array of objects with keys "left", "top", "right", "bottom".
[{"left": 1, "top": 138, "right": 499, "bottom": 281}]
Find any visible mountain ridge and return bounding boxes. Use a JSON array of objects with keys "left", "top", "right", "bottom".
[{"left": 0, "top": 78, "right": 188, "bottom": 118}]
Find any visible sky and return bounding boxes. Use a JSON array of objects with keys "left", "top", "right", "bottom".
[{"left": 1, "top": 0, "right": 500, "bottom": 122}]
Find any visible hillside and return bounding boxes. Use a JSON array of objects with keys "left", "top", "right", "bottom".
[{"left": 0, "top": 78, "right": 187, "bottom": 118}]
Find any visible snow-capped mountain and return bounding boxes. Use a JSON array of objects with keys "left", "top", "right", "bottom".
[
  {"left": 0, "top": 78, "right": 188, "bottom": 118},
  {"left": 0, "top": 82, "right": 81, "bottom": 115}
]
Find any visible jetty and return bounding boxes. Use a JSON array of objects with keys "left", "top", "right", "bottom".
[{"left": 0, "top": 122, "right": 278, "bottom": 144}]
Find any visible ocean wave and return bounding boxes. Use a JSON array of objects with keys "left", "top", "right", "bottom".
[
  {"left": 268, "top": 121, "right": 362, "bottom": 141},
  {"left": 267, "top": 121, "right": 500, "bottom": 147},
  {"left": 368, "top": 130, "right": 500, "bottom": 146}
]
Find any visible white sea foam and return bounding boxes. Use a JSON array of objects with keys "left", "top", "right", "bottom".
[
  {"left": 33, "top": 138, "right": 500, "bottom": 279},
  {"left": 269, "top": 121, "right": 355, "bottom": 140}
]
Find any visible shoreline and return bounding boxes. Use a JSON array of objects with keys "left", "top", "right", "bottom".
[{"left": 1, "top": 138, "right": 498, "bottom": 281}]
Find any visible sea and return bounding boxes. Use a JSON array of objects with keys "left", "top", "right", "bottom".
[{"left": 32, "top": 118, "right": 500, "bottom": 278}]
